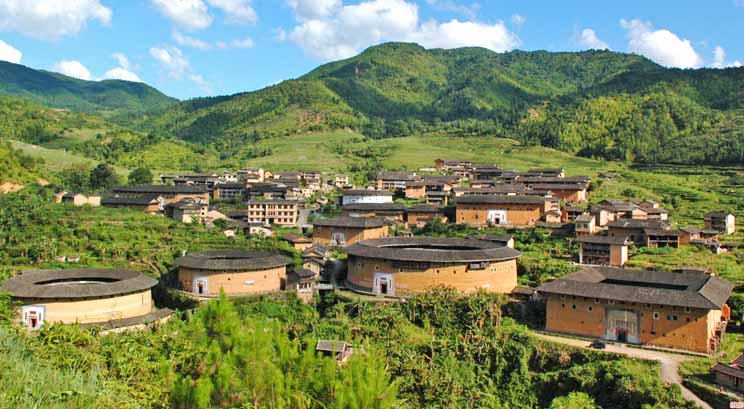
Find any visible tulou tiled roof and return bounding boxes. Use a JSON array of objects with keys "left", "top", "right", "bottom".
[
  {"left": 175, "top": 250, "right": 290, "bottom": 271},
  {"left": 345, "top": 237, "right": 521, "bottom": 263},
  {"left": 1, "top": 269, "right": 157, "bottom": 299},
  {"left": 537, "top": 266, "right": 733, "bottom": 309},
  {"left": 312, "top": 216, "right": 387, "bottom": 228}
]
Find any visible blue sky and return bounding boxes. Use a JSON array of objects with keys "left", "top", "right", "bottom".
[{"left": 0, "top": 0, "right": 742, "bottom": 100}]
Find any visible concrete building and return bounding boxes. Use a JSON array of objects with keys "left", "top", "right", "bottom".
[
  {"left": 376, "top": 171, "right": 419, "bottom": 191},
  {"left": 341, "top": 203, "right": 406, "bottom": 222},
  {"left": 167, "top": 199, "right": 208, "bottom": 224},
  {"left": 538, "top": 266, "right": 733, "bottom": 353},
  {"left": 1, "top": 269, "right": 170, "bottom": 330},
  {"left": 345, "top": 237, "right": 521, "bottom": 297},
  {"left": 175, "top": 250, "right": 291, "bottom": 297},
  {"left": 606, "top": 219, "right": 671, "bottom": 247},
  {"left": 341, "top": 189, "right": 394, "bottom": 206},
  {"left": 578, "top": 235, "right": 629, "bottom": 267},
  {"left": 705, "top": 212, "right": 736, "bottom": 235},
  {"left": 245, "top": 200, "right": 300, "bottom": 226},
  {"left": 312, "top": 216, "right": 389, "bottom": 246}
]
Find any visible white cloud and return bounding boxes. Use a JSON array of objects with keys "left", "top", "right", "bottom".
[
  {"left": 510, "top": 14, "right": 526, "bottom": 29},
  {"left": 410, "top": 19, "right": 519, "bottom": 52},
  {"left": 173, "top": 31, "right": 211, "bottom": 49},
  {"left": 206, "top": 0, "right": 257, "bottom": 24},
  {"left": 150, "top": 46, "right": 190, "bottom": 78},
  {"left": 189, "top": 74, "right": 213, "bottom": 94},
  {"left": 288, "top": 0, "right": 341, "bottom": 20},
  {"left": 150, "top": 45, "right": 213, "bottom": 94},
  {"left": 0, "top": 0, "right": 111, "bottom": 40},
  {"left": 712, "top": 45, "right": 742, "bottom": 69},
  {"left": 229, "top": 38, "right": 255, "bottom": 48},
  {"left": 620, "top": 19, "right": 703, "bottom": 68},
  {"left": 577, "top": 28, "right": 609, "bottom": 50},
  {"left": 112, "top": 52, "right": 131, "bottom": 70},
  {"left": 286, "top": 0, "right": 520, "bottom": 61},
  {"left": 52, "top": 60, "right": 92, "bottom": 80},
  {"left": 102, "top": 67, "right": 142, "bottom": 82},
  {"left": 151, "top": 0, "right": 256, "bottom": 29},
  {"left": 0, "top": 39, "right": 22, "bottom": 63},
  {"left": 151, "top": 0, "right": 213, "bottom": 30}
]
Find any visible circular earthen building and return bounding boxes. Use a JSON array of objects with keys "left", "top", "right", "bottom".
[
  {"left": 175, "top": 250, "right": 291, "bottom": 297},
  {"left": 345, "top": 237, "right": 521, "bottom": 297},
  {"left": 1, "top": 268, "right": 160, "bottom": 330}
]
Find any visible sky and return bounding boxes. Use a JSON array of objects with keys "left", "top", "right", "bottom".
[{"left": 0, "top": 0, "right": 742, "bottom": 100}]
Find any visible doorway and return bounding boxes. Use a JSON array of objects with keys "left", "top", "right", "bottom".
[
  {"left": 193, "top": 276, "right": 209, "bottom": 295},
  {"left": 487, "top": 209, "right": 508, "bottom": 225},
  {"left": 21, "top": 305, "right": 45, "bottom": 330},
  {"left": 373, "top": 272, "right": 394, "bottom": 296},
  {"left": 616, "top": 328, "right": 628, "bottom": 342}
]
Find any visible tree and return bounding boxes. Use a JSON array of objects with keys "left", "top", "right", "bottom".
[
  {"left": 89, "top": 163, "right": 119, "bottom": 191},
  {"left": 128, "top": 167, "right": 153, "bottom": 185},
  {"left": 549, "top": 392, "right": 597, "bottom": 409}
]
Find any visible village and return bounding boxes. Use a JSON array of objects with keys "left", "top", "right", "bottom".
[{"left": 5, "top": 156, "right": 739, "bottom": 402}]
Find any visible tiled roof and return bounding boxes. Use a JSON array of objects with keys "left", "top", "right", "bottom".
[
  {"left": 537, "top": 266, "right": 733, "bottom": 309},
  {"left": 1, "top": 269, "right": 157, "bottom": 299}
]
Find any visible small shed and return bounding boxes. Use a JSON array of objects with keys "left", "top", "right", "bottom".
[{"left": 316, "top": 340, "right": 353, "bottom": 363}]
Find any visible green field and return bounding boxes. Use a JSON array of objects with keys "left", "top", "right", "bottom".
[{"left": 9, "top": 140, "right": 129, "bottom": 176}]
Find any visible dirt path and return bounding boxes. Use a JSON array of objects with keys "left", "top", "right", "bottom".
[{"left": 533, "top": 333, "right": 712, "bottom": 409}]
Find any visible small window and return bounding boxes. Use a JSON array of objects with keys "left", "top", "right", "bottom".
[
  {"left": 594, "top": 298, "right": 600, "bottom": 304},
  {"left": 587, "top": 306, "right": 593, "bottom": 312},
  {"left": 561, "top": 303, "right": 565, "bottom": 308},
  {"left": 652, "top": 312, "right": 660, "bottom": 320},
  {"left": 686, "top": 317, "right": 691, "bottom": 322},
  {"left": 560, "top": 295, "right": 566, "bottom": 300},
  {"left": 685, "top": 307, "right": 691, "bottom": 313},
  {"left": 608, "top": 300, "right": 615, "bottom": 305},
  {"left": 572, "top": 304, "right": 576, "bottom": 310}
]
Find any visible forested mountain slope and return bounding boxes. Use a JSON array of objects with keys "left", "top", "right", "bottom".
[
  {"left": 0, "top": 61, "right": 176, "bottom": 118},
  {"left": 146, "top": 42, "right": 744, "bottom": 166}
]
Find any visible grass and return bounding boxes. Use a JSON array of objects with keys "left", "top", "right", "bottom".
[
  {"left": 628, "top": 244, "right": 744, "bottom": 285},
  {"left": 0, "top": 329, "right": 133, "bottom": 408},
  {"left": 10, "top": 140, "right": 98, "bottom": 172},
  {"left": 680, "top": 332, "right": 744, "bottom": 380}
]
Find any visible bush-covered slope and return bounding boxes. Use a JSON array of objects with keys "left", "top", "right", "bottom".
[
  {"left": 146, "top": 42, "right": 744, "bottom": 166},
  {"left": 0, "top": 61, "right": 176, "bottom": 117}
]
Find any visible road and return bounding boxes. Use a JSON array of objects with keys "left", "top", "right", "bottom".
[{"left": 533, "top": 333, "right": 712, "bottom": 409}]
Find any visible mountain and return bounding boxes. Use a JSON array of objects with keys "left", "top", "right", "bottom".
[
  {"left": 144, "top": 42, "right": 744, "bottom": 166},
  {"left": 0, "top": 61, "right": 177, "bottom": 118}
]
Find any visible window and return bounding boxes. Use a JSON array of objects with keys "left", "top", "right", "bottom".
[
  {"left": 560, "top": 295, "right": 566, "bottom": 300},
  {"left": 652, "top": 312, "right": 660, "bottom": 320},
  {"left": 587, "top": 306, "right": 593, "bottom": 312},
  {"left": 685, "top": 307, "right": 691, "bottom": 313},
  {"left": 666, "top": 315, "right": 678, "bottom": 321},
  {"left": 595, "top": 298, "right": 600, "bottom": 303},
  {"left": 571, "top": 304, "right": 576, "bottom": 310}
]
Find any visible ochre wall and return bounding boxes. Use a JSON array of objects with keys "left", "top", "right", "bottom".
[
  {"left": 347, "top": 256, "right": 517, "bottom": 295},
  {"left": 22, "top": 290, "right": 153, "bottom": 324},
  {"left": 545, "top": 295, "right": 721, "bottom": 353},
  {"left": 313, "top": 225, "right": 389, "bottom": 246},
  {"left": 456, "top": 203, "right": 543, "bottom": 226},
  {"left": 178, "top": 266, "right": 286, "bottom": 296},
  {"left": 407, "top": 213, "right": 446, "bottom": 227}
]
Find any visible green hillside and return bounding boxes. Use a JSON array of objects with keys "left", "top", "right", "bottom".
[
  {"left": 146, "top": 42, "right": 744, "bottom": 166},
  {"left": 0, "top": 96, "right": 214, "bottom": 174},
  {"left": 0, "top": 61, "right": 176, "bottom": 118}
]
